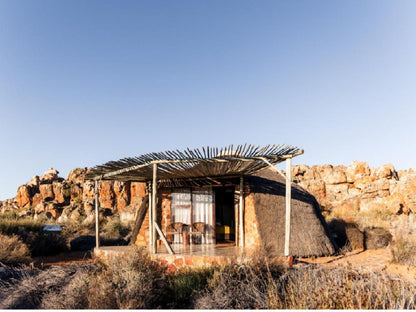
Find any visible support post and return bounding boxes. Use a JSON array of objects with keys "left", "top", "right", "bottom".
[
  {"left": 152, "top": 163, "right": 158, "bottom": 254},
  {"left": 148, "top": 183, "right": 153, "bottom": 250},
  {"left": 239, "top": 175, "right": 244, "bottom": 248},
  {"left": 284, "top": 157, "right": 292, "bottom": 256},
  {"left": 95, "top": 180, "right": 100, "bottom": 249}
]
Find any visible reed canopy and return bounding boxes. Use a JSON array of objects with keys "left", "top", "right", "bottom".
[{"left": 85, "top": 144, "right": 304, "bottom": 186}]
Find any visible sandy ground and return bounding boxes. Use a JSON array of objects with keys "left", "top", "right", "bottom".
[{"left": 297, "top": 248, "right": 416, "bottom": 282}]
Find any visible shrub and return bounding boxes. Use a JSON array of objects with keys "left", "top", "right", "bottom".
[
  {"left": 390, "top": 237, "right": 416, "bottom": 266},
  {"left": 270, "top": 266, "right": 416, "bottom": 309},
  {"left": 164, "top": 267, "right": 215, "bottom": 308},
  {"left": 40, "top": 247, "right": 165, "bottom": 309},
  {"left": 101, "top": 216, "right": 131, "bottom": 239},
  {"left": 0, "top": 234, "right": 31, "bottom": 264},
  {"left": 194, "top": 260, "right": 284, "bottom": 309},
  {"left": 86, "top": 247, "right": 164, "bottom": 309}
]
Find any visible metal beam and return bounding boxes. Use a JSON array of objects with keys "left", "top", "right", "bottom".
[
  {"left": 284, "top": 158, "right": 292, "bottom": 256},
  {"left": 95, "top": 180, "right": 100, "bottom": 249}
]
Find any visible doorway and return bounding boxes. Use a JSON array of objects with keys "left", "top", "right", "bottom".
[{"left": 215, "top": 186, "right": 235, "bottom": 243}]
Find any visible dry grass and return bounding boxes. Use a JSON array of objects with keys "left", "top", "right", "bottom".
[
  {"left": 42, "top": 247, "right": 165, "bottom": 309},
  {"left": 194, "top": 260, "right": 284, "bottom": 309},
  {"left": 269, "top": 265, "right": 416, "bottom": 309},
  {"left": 0, "top": 234, "right": 31, "bottom": 264},
  {"left": 390, "top": 216, "right": 416, "bottom": 266},
  {"left": 2, "top": 254, "right": 416, "bottom": 309}
]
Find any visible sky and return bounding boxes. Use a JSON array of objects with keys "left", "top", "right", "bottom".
[{"left": 0, "top": 0, "right": 416, "bottom": 200}]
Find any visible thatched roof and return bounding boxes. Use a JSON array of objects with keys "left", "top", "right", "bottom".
[
  {"left": 85, "top": 144, "right": 303, "bottom": 186},
  {"left": 248, "top": 169, "right": 336, "bottom": 257}
]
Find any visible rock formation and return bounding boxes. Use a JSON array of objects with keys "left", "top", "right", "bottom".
[
  {"left": 292, "top": 161, "right": 416, "bottom": 216},
  {"left": 1, "top": 168, "right": 147, "bottom": 223},
  {"left": 1, "top": 161, "right": 415, "bottom": 224}
]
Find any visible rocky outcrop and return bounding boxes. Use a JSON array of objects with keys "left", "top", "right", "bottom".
[
  {"left": 2, "top": 162, "right": 415, "bottom": 224},
  {"left": 292, "top": 162, "right": 416, "bottom": 215},
  {"left": 1, "top": 167, "right": 147, "bottom": 223}
]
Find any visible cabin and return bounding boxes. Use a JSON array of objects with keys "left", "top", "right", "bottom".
[{"left": 86, "top": 144, "right": 335, "bottom": 266}]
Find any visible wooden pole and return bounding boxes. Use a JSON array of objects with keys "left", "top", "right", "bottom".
[
  {"left": 148, "top": 183, "right": 153, "bottom": 250},
  {"left": 239, "top": 175, "right": 244, "bottom": 248},
  {"left": 284, "top": 157, "right": 292, "bottom": 256},
  {"left": 152, "top": 163, "right": 158, "bottom": 254},
  {"left": 95, "top": 180, "right": 100, "bottom": 249}
]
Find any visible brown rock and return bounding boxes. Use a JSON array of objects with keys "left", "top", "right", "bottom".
[
  {"left": 35, "top": 202, "right": 47, "bottom": 214},
  {"left": 40, "top": 168, "right": 60, "bottom": 183},
  {"left": 45, "top": 202, "right": 61, "bottom": 219},
  {"left": 346, "top": 161, "right": 371, "bottom": 182},
  {"left": 82, "top": 180, "right": 95, "bottom": 201},
  {"left": 114, "top": 181, "right": 131, "bottom": 211},
  {"left": 31, "top": 193, "right": 43, "bottom": 206},
  {"left": 39, "top": 184, "right": 54, "bottom": 201},
  {"left": 298, "top": 180, "right": 326, "bottom": 206},
  {"left": 374, "top": 163, "right": 396, "bottom": 180},
  {"left": 70, "top": 183, "right": 83, "bottom": 202},
  {"left": 326, "top": 184, "right": 349, "bottom": 202},
  {"left": 66, "top": 168, "right": 87, "bottom": 184},
  {"left": 28, "top": 175, "right": 40, "bottom": 189},
  {"left": 99, "top": 180, "right": 115, "bottom": 209},
  {"left": 16, "top": 185, "right": 32, "bottom": 208},
  {"left": 130, "top": 182, "right": 147, "bottom": 208},
  {"left": 53, "top": 182, "right": 67, "bottom": 204},
  {"left": 322, "top": 166, "right": 347, "bottom": 185}
]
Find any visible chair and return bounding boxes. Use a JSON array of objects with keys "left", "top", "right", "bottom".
[
  {"left": 166, "top": 222, "right": 186, "bottom": 244},
  {"left": 191, "top": 222, "right": 206, "bottom": 244}
]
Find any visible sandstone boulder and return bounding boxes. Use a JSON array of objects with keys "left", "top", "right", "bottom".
[
  {"left": 39, "top": 184, "right": 54, "bottom": 201},
  {"left": 70, "top": 183, "right": 83, "bottom": 202},
  {"left": 114, "top": 181, "right": 130, "bottom": 211},
  {"left": 28, "top": 175, "right": 40, "bottom": 189},
  {"left": 374, "top": 163, "right": 397, "bottom": 180},
  {"left": 52, "top": 182, "right": 67, "bottom": 204},
  {"left": 31, "top": 193, "right": 43, "bottom": 206},
  {"left": 16, "top": 185, "right": 32, "bottom": 208},
  {"left": 322, "top": 165, "right": 347, "bottom": 185},
  {"left": 66, "top": 168, "right": 87, "bottom": 184},
  {"left": 99, "top": 181, "right": 115, "bottom": 209},
  {"left": 346, "top": 161, "right": 371, "bottom": 183},
  {"left": 82, "top": 180, "right": 95, "bottom": 201},
  {"left": 40, "top": 168, "right": 60, "bottom": 183}
]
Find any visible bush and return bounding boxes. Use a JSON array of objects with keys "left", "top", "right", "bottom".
[
  {"left": 0, "top": 234, "right": 31, "bottom": 264},
  {"left": 41, "top": 247, "right": 165, "bottom": 309},
  {"left": 194, "top": 260, "right": 284, "bottom": 309},
  {"left": 270, "top": 266, "right": 416, "bottom": 309},
  {"left": 164, "top": 267, "right": 215, "bottom": 308},
  {"left": 390, "top": 237, "right": 416, "bottom": 266},
  {"left": 101, "top": 216, "right": 131, "bottom": 239}
]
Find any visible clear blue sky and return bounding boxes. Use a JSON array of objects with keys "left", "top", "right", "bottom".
[{"left": 1, "top": 0, "right": 415, "bottom": 200}]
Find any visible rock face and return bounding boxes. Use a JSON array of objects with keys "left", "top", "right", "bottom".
[
  {"left": 1, "top": 167, "right": 147, "bottom": 222},
  {"left": 292, "top": 162, "right": 416, "bottom": 216}
]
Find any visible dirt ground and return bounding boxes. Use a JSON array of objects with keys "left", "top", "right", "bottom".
[{"left": 296, "top": 248, "right": 416, "bottom": 282}]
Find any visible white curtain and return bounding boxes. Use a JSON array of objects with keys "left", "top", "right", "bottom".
[
  {"left": 171, "top": 188, "right": 191, "bottom": 225},
  {"left": 192, "top": 188, "right": 214, "bottom": 244},
  {"left": 171, "top": 187, "right": 214, "bottom": 244}
]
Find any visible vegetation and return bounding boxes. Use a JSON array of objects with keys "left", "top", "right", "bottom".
[
  {"left": 0, "top": 234, "right": 31, "bottom": 264},
  {"left": 2, "top": 247, "right": 416, "bottom": 309}
]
